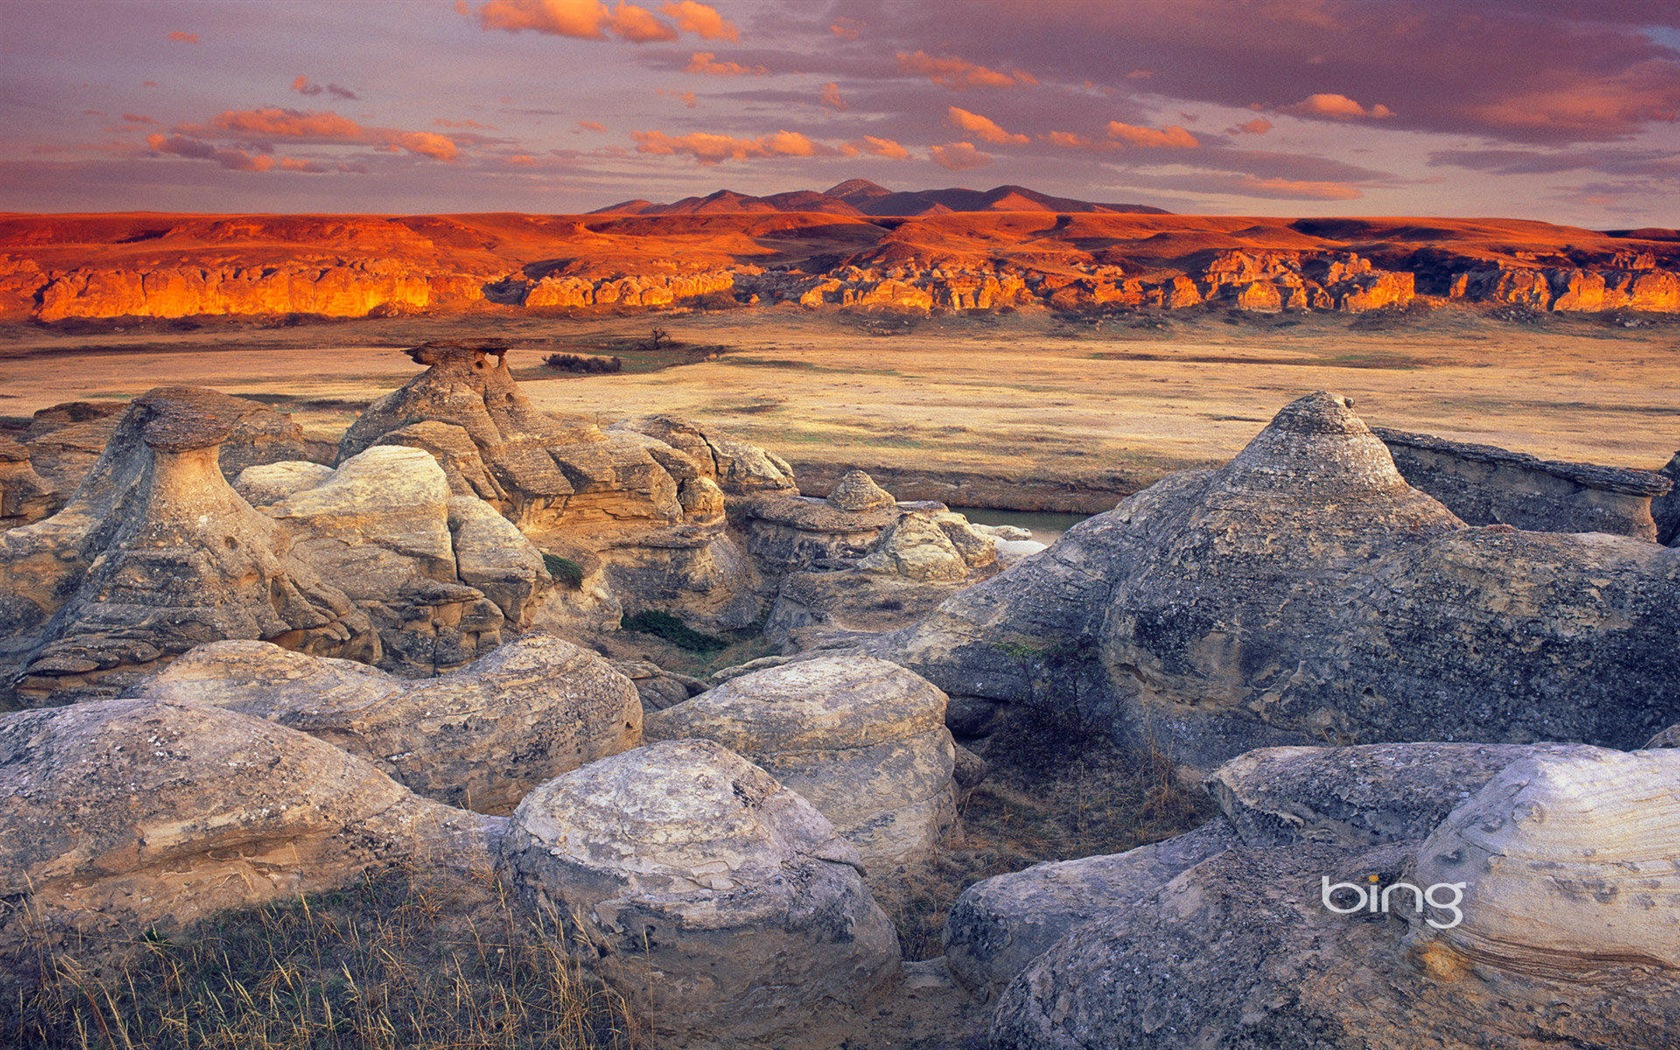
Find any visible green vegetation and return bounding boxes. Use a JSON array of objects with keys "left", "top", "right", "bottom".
[
  {"left": 619, "top": 610, "right": 728, "bottom": 653},
  {"left": 542, "top": 553, "right": 586, "bottom": 589},
  {"left": 6, "top": 867, "right": 642, "bottom": 1050}
]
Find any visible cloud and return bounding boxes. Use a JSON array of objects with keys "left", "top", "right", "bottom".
[
  {"left": 830, "top": 17, "right": 863, "bottom": 41},
  {"left": 658, "top": 87, "right": 699, "bottom": 106},
  {"left": 686, "top": 51, "right": 766, "bottom": 76},
  {"left": 947, "top": 106, "right": 1028, "bottom": 145},
  {"left": 174, "top": 108, "right": 459, "bottom": 162},
  {"left": 434, "top": 117, "right": 499, "bottom": 130},
  {"left": 820, "top": 82, "right": 847, "bottom": 111},
  {"left": 467, "top": 0, "right": 677, "bottom": 42},
  {"left": 574, "top": 120, "right": 608, "bottom": 132},
  {"left": 1283, "top": 93, "right": 1393, "bottom": 120},
  {"left": 1216, "top": 174, "right": 1363, "bottom": 200},
  {"left": 856, "top": 135, "right": 909, "bottom": 159},
  {"left": 167, "top": 30, "right": 198, "bottom": 43},
  {"left": 1044, "top": 130, "right": 1094, "bottom": 149},
  {"left": 631, "top": 128, "right": 826, "bottom": 164},
  {"left": 896, "top": 50, "right": 1036, "bottom": 90},
  {"left": 1228, "top": 117, "right": 1273, "bottom": 135},
  {"left": 1107, "top": 121, "right": 1199, "bottom": 148},
  {"left": 929, "top": 141, "right": 991, "bottom": 170},
  {"left": 145, "top": 133, "right": 327, "bottom": 173},
  {"left": 659, "top": 1, "right": 737, "bottom": 41},
  {"left": 291, "top": 76, "right": 359, "bottom": 101},
  {"left": 121, "top": 113, "right": 157, "bottom": 125}
]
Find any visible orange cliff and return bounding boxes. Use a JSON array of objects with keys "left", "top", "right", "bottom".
[{"left": 2, "top": 210, "right": 1678, "bottom": 323}]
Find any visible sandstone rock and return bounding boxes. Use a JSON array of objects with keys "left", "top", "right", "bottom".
[
  {"left": 1646, "top": 724, "right": 1680, "bottom": 748},
  {"left": 858, "top": 512, "right": 973, "bottom": 581},
  {"left": 0, "top": 697, "right": 494, "bottom": 985},
  {"left": 881, "top": 391, "right": 1680, "bottom": 766},
  {"left": 828, "top": 468, "right": 897, "bottom": 511},
  {"left": 609, "top": 657, "right": 708, "bottom": 712},
  {"left": 260, "top": 445, "right": 505, "bottom": 674},
  {"left": 447, "top": 494, "right": 550, "bottom": 626},
  {"left": 501, "top": 739, "right": 901, "bottom": 1049},
  {"left": 1, "top": 389, "right": 375, "bottom": 706},
  {"left": 34, "top": 259, "right": 432, "bottom": 322},
  {"left": 0, "top": 438, "right": 53, "bottom": 529},
  {"left": 644, "top": 655, "right": 957, "bottom": 877},
  {"left": 233, "top": 460, "right": 335, "bottom": 504},
  {"left": 944, "top": 820, "right": 1238, "bottom": 1002},
  {"left": 135, "top": 635, "right": 641, "bottom": 814},
  {"left": 745, "top": 493, "right": 902, "bottom": 574},
  {"left": 1653, "top": 450, "right": 1680, "bottom": 545}
]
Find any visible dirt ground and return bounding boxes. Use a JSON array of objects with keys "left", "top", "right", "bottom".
[{"left": 3, "top": 305, "right": 1677, "bottom": 494}]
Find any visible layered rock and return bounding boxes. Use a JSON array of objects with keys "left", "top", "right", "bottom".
[
  {"left": 34, "top": 259, "right": 433, "bottom": 322},
  {"left": 0, "top": 438, "right": 53, "bottom": 529},
  {"left": 1, "top": 388, "right": 375, "bottom": 706},
  {"left": 0, "top": 696, "right": 495, "bottom": 983},
  {"left": 645, "top": 655, "right": 958, "bottom": 876},
  {"left": 1376, "top": 426, "right": 1671, "bottom": 539},
  {"left": 500, "top": 739, "right": 901, "bottom": 1049},
  {"left": 882, "top": 391, "right": 1680, "bottom": 766},
  {"left": 990, "top": 744, "right": 1680, "bottom": 1049},
  {"left": 134, "top": 634, "right": 642, "bottom": 814},
  {"left": 1654, "top": 450, "right": 1680, "bottom": 545}
]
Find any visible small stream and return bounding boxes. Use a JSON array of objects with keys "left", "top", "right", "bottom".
[{"left": 948, "top": 507, "right": 1092, "bottom": 546}]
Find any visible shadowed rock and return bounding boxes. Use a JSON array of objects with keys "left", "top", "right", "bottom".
[
  {"left": 881, "top": 391, "right": 1680, "bottom": 766},
  {"left": 134, "top": 634, "right": 642, "bottom": 814},
  {"left": 0, "top": 438, "right": 53, "bottom": 529},
  {"left": 501, "top": 739, "right": 901, "bottom": 1049}
]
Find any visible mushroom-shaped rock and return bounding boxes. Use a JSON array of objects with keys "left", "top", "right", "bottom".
[
  {"left": 0, "top": 697, "right": 494, "bottom": 984},
  {"left": 1410, "top": 746, "right": 1680, "bottom": 974},
  {"left": 1, "top": 389, "right": 376, "bottom": 705},
  {"left": 501, "top": 739, "right": 901, "bottom": 1048},
  {"left": 644, "top": 655, "right": 957, "bottom": 876},
  {"left": 136, "top": 635, "right": 642, "bottom": 814},
  {"left": 827, "top": 469, "right": 896, "bottom": 512}
]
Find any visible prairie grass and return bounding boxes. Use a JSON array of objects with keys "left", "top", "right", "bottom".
[{"left": 5, "top": 866, "right": 644, "bottom": 1050}]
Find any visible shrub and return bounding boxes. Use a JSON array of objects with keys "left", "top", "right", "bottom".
[
  {"left": 544, "top": 354, "right": 623, "bottom": 374},
  {"left": 620, "top": 610, "right": 728, "bottom": 653},
  {"left": 542, "top": 553, "right": 586, "bottom": 588}
]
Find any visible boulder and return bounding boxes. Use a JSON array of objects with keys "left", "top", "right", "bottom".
[
  {"left": 882, "top": 392, "right": 1680, "bottom": 766},
  {"left": 500, "top": 739, "right": 900, "bottom": 1049},
  {"left": 991, "top": 745, "right": 1680, "bottom": 1049},
  {"left": 609, "top": 657, "right": 708, "bottom": 712},
  {"left": 134, "top": 634, "right": 642, "bottom": 814},
  {"left": 645, "top": 655, "right": 958, "bottom": 877},
  {"left": 1, "top": 388, "right": 376, "bottom": 706},
  {"left": 0, "top": 697, "right": 494, "bottom": 986}
]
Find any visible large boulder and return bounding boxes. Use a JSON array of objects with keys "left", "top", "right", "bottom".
[
  {"left": 0, "top": 389, "right": 376, "bottom": 706},
  {"left": 882, "top": 392, "right": 1680, "bottom": 767},
  {"left": 991, "top": 744, "right": 1680, "bottom": 1049},
  {"left": 645, "top": 655, "right": 958, "bottom": 877},
  {"left": 500, "top": 739, "right": 901, "bottom": 1049},
  {"left": 0, "top": 697, "right": 494, "bottom": 986},
  {"left": 133, "top": 634, "right": 643, "bottom": 814}
]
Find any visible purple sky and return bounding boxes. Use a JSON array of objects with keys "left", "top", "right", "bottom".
[{"left": 4, "top": 0, "right": 1678, "bottom": 226}]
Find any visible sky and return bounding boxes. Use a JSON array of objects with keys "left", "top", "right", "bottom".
[{"left": 3, "top": 0, "right": 1679, "bottom": 227}]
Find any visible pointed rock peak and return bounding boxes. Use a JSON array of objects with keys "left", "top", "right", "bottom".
[
  {"left": 827, "top": 469, "right": 896, "bottom": 511},
  {"left": 1224, "top": 391, "right": 1413, "bottom": 496}
]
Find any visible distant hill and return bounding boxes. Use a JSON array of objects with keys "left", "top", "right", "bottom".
[{"left": 591, "top": 179, "right": 1169, "bottom": 217}]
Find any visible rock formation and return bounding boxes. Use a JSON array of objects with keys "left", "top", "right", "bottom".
[
  {"left": 987, "top": 743, "right": 1680, "bottom": 1049},
  {"left": 0, "top": 438, "right": 53, "bottom": 529},
  {"left": 500, "top": 738, "right": 901, "bottom": 1049},
  {"left": 0, "top": 696, "right": 495, "bottom": 986},
  {"left": 882, "top": 392, "right": 1680, "bottom": 767},
  {"left": 1654, "top": 450, "right": 1680, "bottom": 545},
  {"left": 1376, "top": 426, "right": 1672, "bottom": 540},
  {"left": 645, "top": 654, "right": 958, "bottom": 877},
  {"left": 1, "top": 388, "right": 376, "bottom": 706},
  {"left": 133, "top": 634, "right": 643, "bottom": 814}
]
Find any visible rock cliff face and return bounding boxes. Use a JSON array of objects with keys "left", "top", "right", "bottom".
[
  {"left": 880, "top": 392, "right": 1680, "bottom": 767},
  {"left": 6, "top": 211, "right": 1677, "bottom": 321}
]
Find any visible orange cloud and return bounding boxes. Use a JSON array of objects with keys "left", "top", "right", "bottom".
[
  {"left": 659, "top": 1, "right": 738, "bottom": 41},
  {"left": 147, "top": 133, "right": 299, "bottom": 173},
  {"left": 1283, "top": 93, "right": 1393, "bottom": 120},
  {"left": 1228, "top": 117, "right": 1273, "bottom": 135},
  {"left": 820, "top": 82, "right": 847, "bottom": 111},
  {"left": 658, "top": 87, "right": 699, "bottom": 106},
  {"left": 631, "top": 128, "right": 823, "bottom": 164},
  {"left": 468, "top": 0, "right": 679, "bottom": 42},
  {"left": 947, "top": 106, "right": 1028, "bottom": 145},
  {"left": 575, "top": 120, "right": 607, "bottom": 132},
  {"left": 929, "top": 141, "right": 991, "bottom": 170},
  {"left": 434, "top": 117, "right": 498, "bottom": 130},
  {"left": 167, "top": 31, "right": 198, "bottom": 43},
  {"left": 1106, "top": 120, "right": 1199, "bottom": 148},
  {"left": 1232, "top": 175, "right": 1362, "bottom": 200},
  {"left": 181, "top": 108, "right": 459, "bottom": 161},
  {"left": 897, "top": 51, "right": 1036, "bottom": 90},
  {"left": 1044, "top": 130, "right": 1094, "bottom": 149},
  {"left": 830, "top": 17, "right": 863, "bottom": 41},
  {"left": 507, "top": 154, "right": 537, "bottom": 165},
  {"left": 686, "top": 51, "right": 765, "bottom": 76},
  {"left": 121, "top": 113, "right": 157, "bottom": 125},
  {"left": 856, "top": 135, "right": 909, "bottom": 159}
]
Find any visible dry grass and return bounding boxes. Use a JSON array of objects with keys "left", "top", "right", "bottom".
[{"left": 4, "top": 867, "right": 644, "bottom": 1050}]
